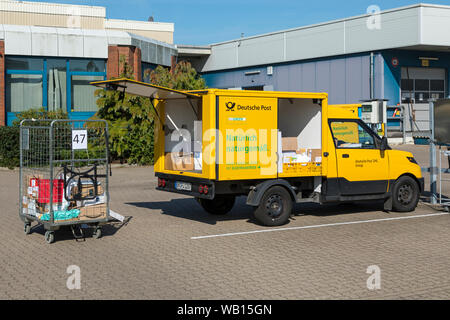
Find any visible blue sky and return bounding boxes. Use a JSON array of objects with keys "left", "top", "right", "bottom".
[{"left": 34, "top": 0, "right": 450, "bottom": 45}]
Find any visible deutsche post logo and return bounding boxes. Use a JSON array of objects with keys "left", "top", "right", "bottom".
[{"left": 225, "top": 102, "right": 235, "bottom": 111}]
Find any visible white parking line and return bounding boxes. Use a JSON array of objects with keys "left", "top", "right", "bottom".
[{"left": 191, "top": 212, "right": 450, "bottom": 240}]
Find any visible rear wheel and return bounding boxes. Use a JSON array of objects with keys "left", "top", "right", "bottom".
[
  {"left": 392, "top": 176, "right": 420, "bottom": 212},
  {"left": 253, "top": 186, "right": 293, "bottom": 226},
  {"left": 197, "top": 195, "right": 236, "bottom": 215}
]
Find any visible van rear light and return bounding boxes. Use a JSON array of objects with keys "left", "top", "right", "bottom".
[
  {"left": 198, "top": 184, "right": 209, "bottom": 194},
  {"left": 158, "top": 178, "right": 166, "bottom": 188}
]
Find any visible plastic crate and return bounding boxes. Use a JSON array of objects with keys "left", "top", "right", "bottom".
[{"left": 413, "top": 136, "right": 430, "bottom": 145}]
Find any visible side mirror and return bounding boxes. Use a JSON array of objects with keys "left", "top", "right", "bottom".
[{"left": 380, "top": 136, "right": 388, "bottom": 151}]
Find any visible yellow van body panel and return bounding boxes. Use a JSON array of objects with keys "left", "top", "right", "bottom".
[
  {"left": 387, "top": 150, "right": 422, "bottom": 181},
  {"left": 91, "top": 79, "right": 422, "bottom": 192}
]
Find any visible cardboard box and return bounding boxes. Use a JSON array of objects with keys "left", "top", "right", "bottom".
[
  {"left": 295, "top": 148, "right": 308, "bottom": 154},
  {"left": 311, "top": 149, "right": 322, "bottom": 162},
  {"left": 72, "top": 183, "right": 104, "bottom": 198},
  {"left": 26, "top": 174, "right": 43, "bottom": 199},
  {"left": 165, "top": 153, "right": 194, "bottom": 171},
  {"left": 282, "top": 152, "right": 310, "bottom": 164},
  {"left": 78, "top": 203, "right": 107, "bottom": 220},
  {"left": 281, "top": 137, "right": 298, "bottom": 151}
]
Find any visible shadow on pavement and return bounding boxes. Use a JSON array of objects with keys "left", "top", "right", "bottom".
[
  {"left": 126, "top": 197, "right": 390, "bottom": 226},
  {"left": 28, "top": 216, "right": 132, "bottom": 243},
  {"left": 292, "top": 200, "right": 385, "bottom": 218},
  {"left": 126, "top": 197, "right": 256, "bottom": 225}
]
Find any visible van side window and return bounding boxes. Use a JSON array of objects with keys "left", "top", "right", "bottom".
[{"left": 330, "top": 121, "right": 375, "bottom": 149}]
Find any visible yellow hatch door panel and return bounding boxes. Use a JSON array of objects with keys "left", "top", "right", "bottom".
[
  {"left": 218, "top": 96, "right": 278, "bottom": 180},
  {"left": 331, "top": 121, "right": 389, "bottom": 195},
  {"left": 90, "top": 78, "right": 201, "bottom": 99}
]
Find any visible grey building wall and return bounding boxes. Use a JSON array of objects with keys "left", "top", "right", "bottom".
[{"left": 202, "top": 53, "right": 383, "bottom": 105}]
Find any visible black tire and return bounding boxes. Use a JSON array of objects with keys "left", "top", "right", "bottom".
[
  {"left": 24, "top": 223, "right": 31, "bottom": 235},
  {"left": 45, "top": 231, "right": 55, "bottom": 244},
  {"left": 253, "top": 186, "right": 293, "bottom": 226},
  {"left": 197, "top": 195, "right": 236, "bottom": 215},
  {"left": 392, "top": 176, "right": 420, "bottom": 212},
  {"left": 93, "top": 227, "right": 102, "bottom": 239}
]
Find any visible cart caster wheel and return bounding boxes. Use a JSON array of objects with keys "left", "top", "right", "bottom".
[
  {"left": 24, "top": 223, "right": 31, "bottom": 235},
  {"left": 93, "top": 227, "right": 102, "bottom": 239},
  {"left": 45, "top": 231, "right": 55, "bottom": 244}
]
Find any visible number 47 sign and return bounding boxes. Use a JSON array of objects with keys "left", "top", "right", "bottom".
[{"left": 72, "top": 130, "right": 88, "bottom": 150}]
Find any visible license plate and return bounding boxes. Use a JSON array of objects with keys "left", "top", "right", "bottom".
[{"left": 175, "top": 181, "right": 192, "bottom": 191}]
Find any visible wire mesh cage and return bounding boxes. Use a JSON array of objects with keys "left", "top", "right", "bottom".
[{"left": 19, "top": 119, "right": 110, "bottom": 242}]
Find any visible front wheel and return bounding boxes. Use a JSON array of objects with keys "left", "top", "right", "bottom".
[
  {"left": 253, "top": 186, "right": 293, "bottom": 226},
  {"left": 392, "top": 176, "right": 420, "bottom": 212},
  {"left": 197, "top": 195, "right": 236, "bottom": 215}
]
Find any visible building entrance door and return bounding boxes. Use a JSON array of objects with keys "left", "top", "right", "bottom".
[{"left": 400, "top": 67, "right": 446, "bottom": 135}]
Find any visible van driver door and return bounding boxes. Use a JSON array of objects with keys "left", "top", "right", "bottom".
[{"left": 329, "top": 119, "right": 389, "bottom": 196}]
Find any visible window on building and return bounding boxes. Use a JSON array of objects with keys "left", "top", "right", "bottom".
[
  {"left": 5, "top": 56, "right": 106, "bottom": 117},
  {"left": 400, "top": 68, "right": 446, "bottom": 103},
  {"left": 6, "top": 74, "right": 43, "bottom": 112},
  {"left": 142, "top": 62, "right": 158, "bottom": 83},
  {"left": 47, "top": 59, "right": 67, "bottom": 112},
  {"left": 243, "top": 85, "right": 265, "bottom": 90},
  {"left": 5, "top": 57, "right": 43, "bottom": 71},
  {"left": 69, "top": 59, "right": 105, "bottom": 73},
  {"left": 71, "top": 75, "right": 105, "bottom": 112}
]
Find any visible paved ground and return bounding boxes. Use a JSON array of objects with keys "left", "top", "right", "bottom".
[{"left": 1, "top": 144, "right": 450, "bottom": 300}]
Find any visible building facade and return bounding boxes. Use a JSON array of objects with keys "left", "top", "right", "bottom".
[
  {"left": 1, "top": 1, "right": 450, "bottom": 137},
  {"left": 179, "top": 3, "right": 450, "bottom": 136},
  {"left": 0, "top": 0, "right": 176, "bottom": 126}
]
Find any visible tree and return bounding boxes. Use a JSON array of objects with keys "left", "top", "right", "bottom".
[
  {"left": 93, "top": 58, "right": 206, "bottom": 165},
  {"left": 93, "top": 55, "right": 154, "bottom": 164},
  {"left": 150, "top": 60, "right": 206, "bottom": 90}
]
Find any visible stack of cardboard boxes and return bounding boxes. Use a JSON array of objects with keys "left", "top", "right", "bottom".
[
  {"left": 22, "top": 174, "right": 107, "bottom": 221},
  {"left": 165, "top": 152, "right": 194, "bottom": 171},
  {"left": 71, "top": 181, "right": 107, "bottom": 220},
  {"left": 281, "top": 137, "right": 322, "bottom": 163}
]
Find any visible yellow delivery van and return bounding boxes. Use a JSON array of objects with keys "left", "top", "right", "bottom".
[{"left": 92, "top": 79, "right": 423, "bottom": 226}]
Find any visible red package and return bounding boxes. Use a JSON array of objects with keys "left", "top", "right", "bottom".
[{"left": 38, "top": 179, "right": 64, "bottom": 204}]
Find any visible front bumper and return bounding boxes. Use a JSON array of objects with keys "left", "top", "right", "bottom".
[{"left": 418, "top": 177, "right": 424, "bottom": 194}]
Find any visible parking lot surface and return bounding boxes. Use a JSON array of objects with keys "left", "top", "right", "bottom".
[{"left": 1, "top": 144, "right": 450, "bottom": 299}]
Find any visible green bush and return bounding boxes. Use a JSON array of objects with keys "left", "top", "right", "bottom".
[
  {"left": 0, "top": 126, "right": 20, "bottom": 169},
  {"left": 12, "top": 107, "right": 68, "bottom": 127},
  {"left": 0, "top": 108, "right": 69, "bottom": 169}
]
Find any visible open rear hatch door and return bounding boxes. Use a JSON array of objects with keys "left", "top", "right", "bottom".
[
  {"left": 91, "top": 78, "right": 206, "bottom": 178},
  {"left": 90, "top": 78, "right": 201, "bottom": 100}
]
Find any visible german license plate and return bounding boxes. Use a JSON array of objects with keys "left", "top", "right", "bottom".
[{"left": 175, "top": 181, "right": 192, "bottom": 191}]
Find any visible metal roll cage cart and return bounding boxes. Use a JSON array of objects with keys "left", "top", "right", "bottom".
[
  {"left": 19, "top": 119, "right": 111, "bottom": 243},
  {"left": 429, "top": 99, "right": 450, "bottom": 211},
  {"left": 438, "top": 147, "right": 450, "bottom": 211}
]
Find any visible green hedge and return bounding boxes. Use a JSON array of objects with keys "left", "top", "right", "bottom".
[
  {"left": 0, "top": 126, "right": 20, "bottom": 169},
  {"left": 0, "top": 108, "right": 69, "bottom": 169}
]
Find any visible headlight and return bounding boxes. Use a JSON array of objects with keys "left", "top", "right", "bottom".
[{"left": 407, "top": 156, "right": 418, "bottom": 164}]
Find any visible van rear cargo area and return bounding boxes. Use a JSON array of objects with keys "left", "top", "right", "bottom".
[
  {"left": 163, "top": 97, "right": 203, "bottom": 174},
  {"left": 277, "top": 98, "right": 322, "bottom": 177}
]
